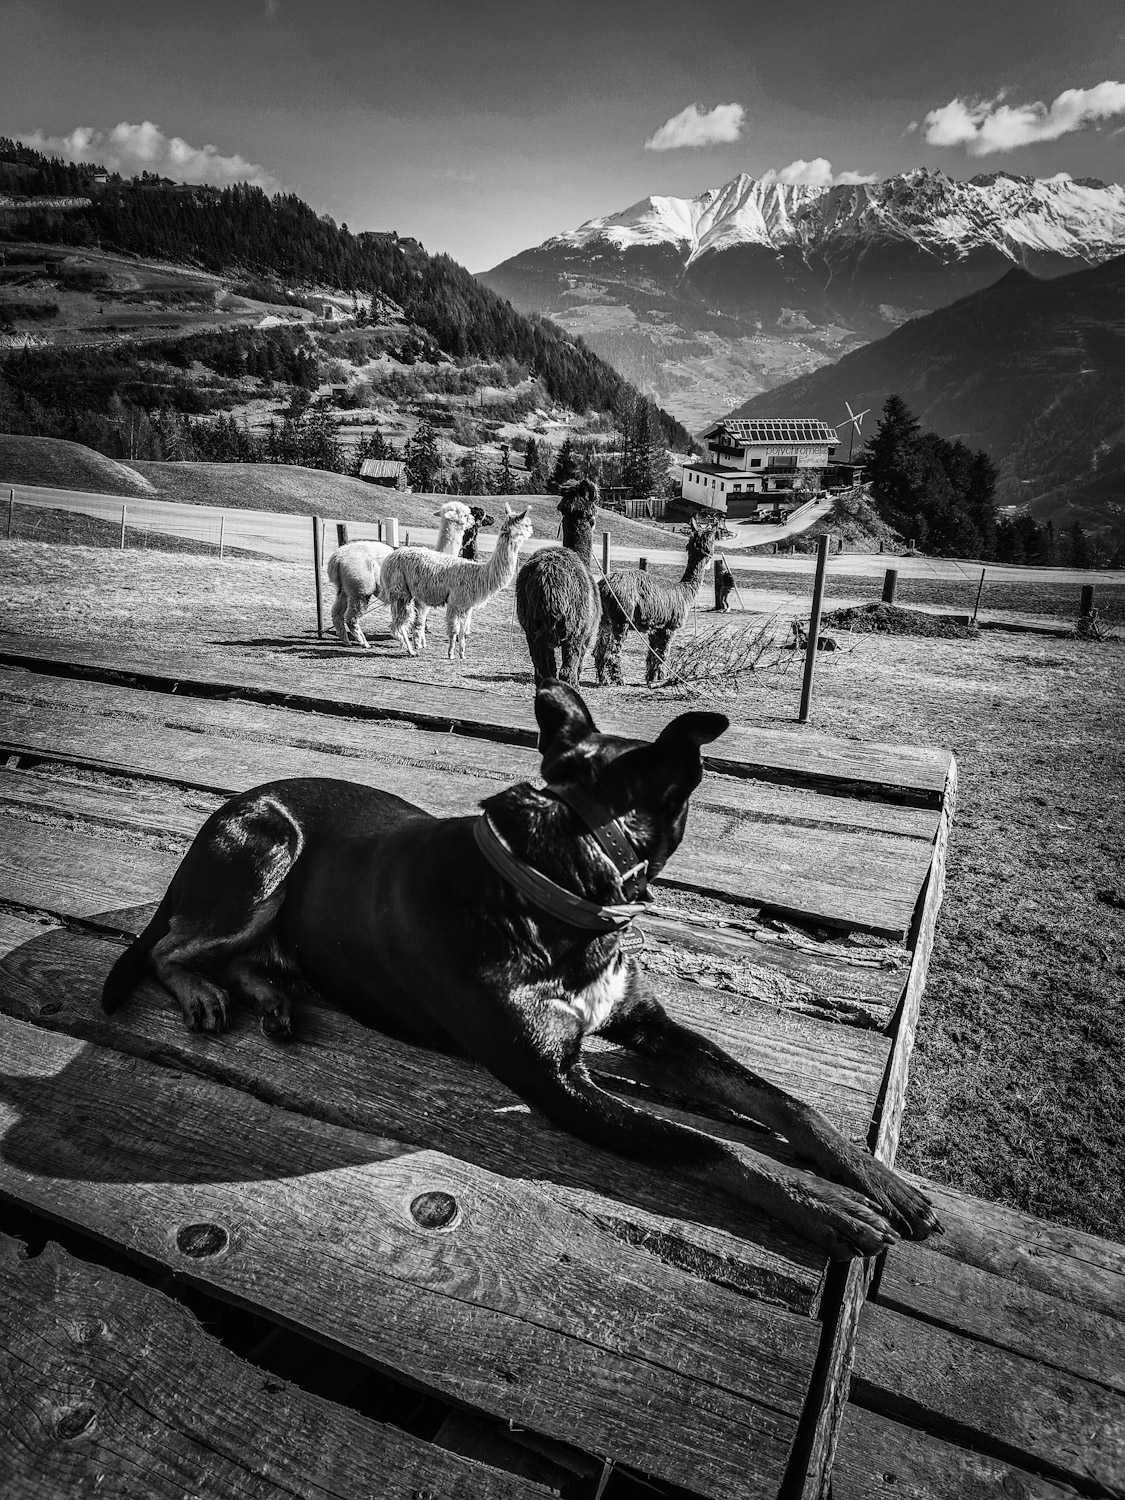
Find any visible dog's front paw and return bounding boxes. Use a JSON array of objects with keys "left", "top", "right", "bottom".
[
  {"left": 806, "top": 1183, "right": 901, "bottom": 1261},
  {"left": 850, "top": 1157, "right": 943, "bottom": 1242}
]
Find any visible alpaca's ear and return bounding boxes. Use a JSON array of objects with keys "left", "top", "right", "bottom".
[{"left": 536, "top": 681, "right": 598, "bottom": 781}]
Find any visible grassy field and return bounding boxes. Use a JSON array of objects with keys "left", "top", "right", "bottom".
[{"left": 1, "top": 535, "right": 1123, "bottom": 1242}]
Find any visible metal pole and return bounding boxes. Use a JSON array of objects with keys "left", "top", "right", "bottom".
[
  {"left": 119, "top": 505, "right": 127, "bottom": 550},
  {"left": 218, "top": 514, "right": 225, "bottom": 559},
  {"left": 798, "top": 534, "right": 831, "bottom": 725},
  {"left": 312, "top": 515, "right": 325, "bottom": 638},
  {"left": 971, "top": 567, "right": 986, "bottom": 623},
  {"left": 6, "top": 488, "right": 13, "bottom": 540}
]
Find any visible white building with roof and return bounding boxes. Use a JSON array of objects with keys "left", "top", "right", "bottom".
[{"left": 681, "top": 418, "right": 839, "bottom": 515}]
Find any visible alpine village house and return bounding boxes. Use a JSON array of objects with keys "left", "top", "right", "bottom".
[{"left": 681, "top": 419, "right": 840, "bottom": 519}]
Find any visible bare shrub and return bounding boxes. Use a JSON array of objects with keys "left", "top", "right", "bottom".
[{"left": 656, "top": 612, "right": 784, "bottom": 692}]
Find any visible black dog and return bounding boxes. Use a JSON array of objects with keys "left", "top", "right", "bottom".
[{"left": 102, "top": 682, "right": 940, "bottom": 1259}]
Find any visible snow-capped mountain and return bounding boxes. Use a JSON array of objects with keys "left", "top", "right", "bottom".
[
  {"left": 479, "top": 169, "right": 1125, "bottom": 429},
  {"left": 545, "top": 170, "right": 1125, "bottom": 267}
]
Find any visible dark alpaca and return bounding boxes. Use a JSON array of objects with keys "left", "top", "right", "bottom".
[
  {"left": 460, "top": 505, "right": 495, "bottom": 561},
  {"left": 595, "top": 516, "right": 719, "bottom": 686},
  {"left": 516, "top": 478, "right": 602, "bottom": 685}
]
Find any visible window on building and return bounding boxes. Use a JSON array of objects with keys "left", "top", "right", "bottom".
[{"left": 750, "top": 458, "right": 761, "bottom": 467}]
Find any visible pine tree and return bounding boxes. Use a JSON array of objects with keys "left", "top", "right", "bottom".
[
  {"left": 405, "top": 418, "right": 441, "bottom": 491},
  {"left": 550, "top": 433, "right": 579, "bottom": 491}
]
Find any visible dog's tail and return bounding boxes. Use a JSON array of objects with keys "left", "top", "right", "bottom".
[{"left": 101, "top": 888, "right": 174, "bottom": 1014}]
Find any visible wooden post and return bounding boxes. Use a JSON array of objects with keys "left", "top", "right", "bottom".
[
  {"left": 639, "top": 557, "right": 647, "bottom": 571},
  {"left": 6, "top": 488, "right": 13, "bottom": 540},
  {"left": 1080, "top": 584, "right": 1094, "bottom": 618},
  {"left": 798, "top": 534, "right": 831, "bottom": 725},
  {"left": 601, "top": 531, "right": 610, "bottom": 574},
  {"left": 881, "top": 567, "right": 898, "bottom": 604},
  {"left": 218, "top": 514, "right": 225, "bottom": 559},
  {"left": 377, "top": 520, "right": 384, "bottom": 543},
  {"left": 714, "top": 558, "right": 724, "bottom": 611},
  {"left": 336, "top": 522, "right": 349, "bottom": 548},
  {"left": 386, "top": 517, "right": 400, "bottom": 547},
  {"left": 312, "top": 515, "right": 325, "bottom": 638},
  {"left": 119, "top": 505, "right": 127, "bottom": 550},
  {"left": 971, "top": 567, "right": 986, "bottom": 623}
]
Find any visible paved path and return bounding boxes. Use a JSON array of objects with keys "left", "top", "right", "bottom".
[{"left": 4, "top": 481, "right": 1120, "bottom": 589}]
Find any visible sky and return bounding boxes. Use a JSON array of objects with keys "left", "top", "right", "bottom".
[{"left": 4, "top": 0, "right": 1125, "bottom": 271}]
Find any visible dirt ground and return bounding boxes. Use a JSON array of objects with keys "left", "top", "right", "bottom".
[{"left": 2, "top": 537, "right": 1123, "bottom": 1241}]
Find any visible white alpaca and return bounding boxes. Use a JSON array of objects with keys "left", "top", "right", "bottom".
[
  {"left": 327, "top": 501, "right": 473, "bottom": 648},
  {"left": 380, "top": 504, "right": 534, "bottom": 660}
]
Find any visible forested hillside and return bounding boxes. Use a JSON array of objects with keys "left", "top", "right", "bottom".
[{"left": 0, "top": 138, "right": 690, "bottom": 449}]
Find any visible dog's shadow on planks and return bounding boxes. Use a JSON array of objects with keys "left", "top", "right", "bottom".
[{"left": 0, "top": 914, "right": 821, "bottom": 1274}]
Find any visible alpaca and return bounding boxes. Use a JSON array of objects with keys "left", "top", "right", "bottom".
[
  {"left": 460, "top": 505, "right": 495, "bottom": 561},
  {"left": 329, "top": 501, "right": 472, "bottom": 649},
  {"left": 595, "top": 515, "right": 720, "bottom": 686},
  {"left": 379, "top": 503, "right": 533, "bottom": 660},
  {"left": 515, "top": 478, "right": 601, "bottom": 685}
]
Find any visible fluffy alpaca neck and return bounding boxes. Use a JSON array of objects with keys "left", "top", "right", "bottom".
[
  {"left": 561, "top": 514, "right": 595, "bottom": 566},
  {"left": 678, "top": 544, "right": 711, "bottom": 599},
  {"left": 486, "top": 528, "right": 525, "bottom": 589},
  {"left": 435, "top": 518, "right": 466, "bottom": 553}
]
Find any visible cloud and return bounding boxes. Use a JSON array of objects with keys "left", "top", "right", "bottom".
[
  {"left": 18, "top": 121, "right": 282, "bottom": 192},
  {"left": 921, "top": 82, "right": 1125, "bottom": 155},
  {"left": 645, "top": 103, "right": 745, "bottom": 151},
  {"left": 759, "top": 158, "right": 878, "bottom": 188}
]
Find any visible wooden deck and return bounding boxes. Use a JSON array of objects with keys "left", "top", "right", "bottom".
[{"left": 0, "top": 636, "right": 1119, "bottom": 1498}]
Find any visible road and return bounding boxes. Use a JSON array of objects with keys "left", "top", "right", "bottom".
[{"left": 4, "top": 482, "right": 1120, "bottom": 588}]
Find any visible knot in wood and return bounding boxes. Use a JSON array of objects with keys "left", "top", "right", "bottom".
[
  {"left": 55, "top": 1403, "right": 97, "bottom": 1440},
  {"left": 176, "top": 1221, "right": 229, "bottom": 1258},
  {"left": 409, "top": 1191, "right": 460, "bottom": 1230}
]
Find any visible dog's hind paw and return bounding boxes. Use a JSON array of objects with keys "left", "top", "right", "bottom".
[
  {"left": 178, "top": 978, "right": 232, "bottom": 1034},
  {"left": 259, "top": 1011, "right": 294, "bottom": 1044}
]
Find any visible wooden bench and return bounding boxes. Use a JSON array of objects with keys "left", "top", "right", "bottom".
[{"left": 0, "top": 641, "right": 959, "bottom": 1497}]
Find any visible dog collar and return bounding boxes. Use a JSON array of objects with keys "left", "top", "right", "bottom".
[
  {"left": 473, "top": 813, "right": 647, "bottom": 932},
  {"left": 543, "top": 783, "right": 649, "bottom": 901}
]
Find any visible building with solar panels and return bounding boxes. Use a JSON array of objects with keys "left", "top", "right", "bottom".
[{"left": 680, "top": 418, "right": 839, "bottom": 516}]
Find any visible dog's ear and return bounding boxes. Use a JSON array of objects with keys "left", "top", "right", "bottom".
[
  {"left": 536, "top": 680, "right": 598, "bottom": 780},
  {"left": 656, "top": 711, "right": 729, "bottom": 752}
]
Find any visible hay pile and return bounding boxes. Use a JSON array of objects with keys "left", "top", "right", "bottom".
[{"left": 822, "top": 602, "right": 978, "bottom": 640}]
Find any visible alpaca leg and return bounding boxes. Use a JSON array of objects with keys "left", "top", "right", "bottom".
[
  {"left": 558, "top": 638, "right": 583, "bottom": 686},
  {"left": 528, "top": 637, "right": 558, "bottom": 685},
  {"left": 447, "top": 609, "right": 467, "bottom": 661},
  {"left": 389, "top": 595, "right": 416, "bottom": 655},
  {"left": 645, "top": 627, "right": 674, "bottom": 686},
  {"left": 411, "top": 602, "right": 431, "bottom": 654},
  {"left": 594, "top": 620, "right": 626, "bottom": 686},
  {"left": 346, "top": 594, "right": 371, "bottom": 649},
  {"left": 331, "top": 591, "right": 351, "bottom": 645}
]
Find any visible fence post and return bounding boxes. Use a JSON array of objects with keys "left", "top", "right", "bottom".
[
  {"left": 714, "top": 558, "right": 724, "bottom": 611},
  {"left": 119, "top": 505, "right": 127, "bottom": 551},
  {"left": 639, "top": 557, "right": 647, "bottom": 571},
  {"left": 798, "top": 534, "right": 831, "bottom": 725},
  {"left": 881, "top": 567, "right": 898, "bottom": 604},
  {"left": 602, "top": 531, "right": 610, "bottom": 574},
  {"left": 336, "top": 522, "right": 349, "bottom": 548},
  {"left": 386, "top": 517, "right": 400, "bottom": 548},
  {"left": 1080, "top": 584, "right": 1095, "bottom": 619},
  {"left": 218, "top": 514, "right": 225, "bottom": 559},
  {"left": 312, "top": 515, "right": 325, "bottom": 638},
  {"left": 377, "top": 520, "right": 384, "bottom": 543},
  {"left": 971, "top": 567, "right": 986, "bottom": 623},
  {"left": 6, "top": 488, "right": 13, "bottom": 540}
]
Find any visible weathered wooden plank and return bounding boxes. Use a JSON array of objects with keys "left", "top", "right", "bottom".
[
  {"left": 875, "top": 1241, "right": 1125, "bottom": 1395},
  {"left": 831, "top": 1405, "right": 1082, "bottom": 1500},
  {"left": 897, "top": 1171, "right": 1125, "bottom": 1323},
  {"left": 0, "top": 1233, "right": 551, "bottom": 1500},
  {"left": 0, "top": 668, "right": 942, "bottom": 842},
  {"left": 850, "top": 1300, "right": 1125, "bottom": 1492},
  {"left": 0, "top": 638, "right": 954, "bottom": 801},
  {"left": 0, "top": 693, "right": 932, "bottom": 934},
  {"left": 0, "top": 1014, "right": 815, "bottom": 1499},
  {"left": 0, "top": 915, "right": 829, "bottom": 1308},
  {"left": 794, "top": 758, "right": 957, "bottom": 1500}
]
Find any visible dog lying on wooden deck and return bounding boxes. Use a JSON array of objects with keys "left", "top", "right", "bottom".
[{"left": 102, "top": 682, "right": 940, "bottom": 1259}]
